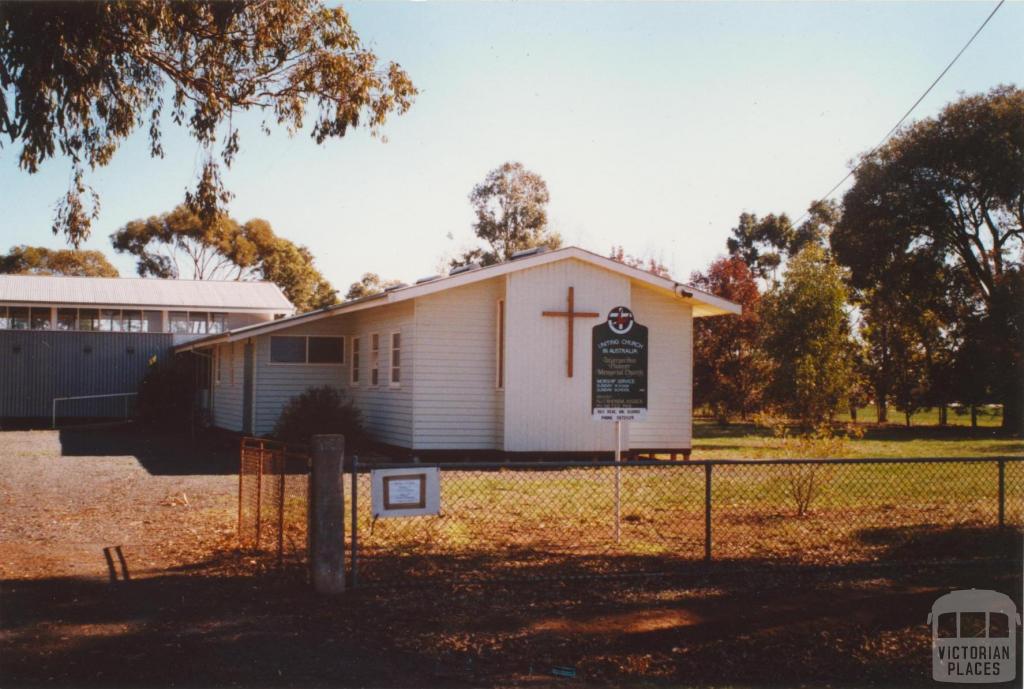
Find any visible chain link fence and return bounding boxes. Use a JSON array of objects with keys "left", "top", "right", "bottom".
[
  {"left": 236, "top": 445, "right": 1023, "bottom": 585},
  {"left": 348, "top": 457, "right": 1023, "bottom": 585}
]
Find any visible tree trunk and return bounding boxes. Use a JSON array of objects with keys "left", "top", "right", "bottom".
[
  {"left": 939, "top": 404, "right": 947, "bottom": 426},
  {"left": 1001, "top": 377, "right": 1023, "bottom": 436},
  {"left": 905, "top": 411, "right": 911, "bottom": 427},
  {"left": 876, "top": 397, "right": 888, "bottom": 424},
  {"left": 850, "top": 404, "right": 858, "bottom": 422},
  {"left": 971, "top": 405, "right": 978, "bottom": 428}
]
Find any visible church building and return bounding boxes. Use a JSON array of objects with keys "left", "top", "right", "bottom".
[{"left": 176, "top": 246, "right": 740, "bottom": 457}]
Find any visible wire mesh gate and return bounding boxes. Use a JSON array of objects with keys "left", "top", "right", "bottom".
[{"left": 238, "top": 437, "right": 309, "bottom": 562}]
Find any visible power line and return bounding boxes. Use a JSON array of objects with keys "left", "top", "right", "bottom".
[{"left": 792, "top": 0, "right": 1005, "bottom": 227}]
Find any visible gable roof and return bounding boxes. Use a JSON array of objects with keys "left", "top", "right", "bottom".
[
  {"left": 174, "top": 246, "right": 741, "bottom": 352},
  {"left": 0, "top": 274, "right": 295, "bottom": 313}
]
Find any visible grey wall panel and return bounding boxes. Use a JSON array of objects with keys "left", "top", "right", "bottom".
[{"left": 0, "top": 331, "right": 173, "bottom": 418}]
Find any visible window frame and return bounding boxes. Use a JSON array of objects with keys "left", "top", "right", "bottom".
[
  {"left": 351, "top": 336, "right": 361, "bottom": 384},
  {"left": 370, "top": 333, "right": 380, "bottom": 386},
  {"left": 389, "top": 331, "right": 402, "bottom": 387},
  {"left": 496, "top": 298, "right": 505, "bottom": 390},
  {"left": 268, "top": 334, "right": 346, "bottom": 366}
]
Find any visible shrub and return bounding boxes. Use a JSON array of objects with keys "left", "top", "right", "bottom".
[
  {"left": 136, "top": 355, "right": 197, "bottom": 429},
  {"left": 273, "top": 386, "right": 363, "bottom": 446}
]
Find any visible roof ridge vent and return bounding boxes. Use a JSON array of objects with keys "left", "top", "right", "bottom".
[
  {"left": 450, "top": 262, "right": 481, "bottom": 276},
  {"left": 415, "top": 274, "right": 442, "bottom": 285},
  {"left": 510, "top": 246, "right": 548, "bottom": 260},
  {"left": 384, "top": 283, "right": 408, "bottom": 292}
]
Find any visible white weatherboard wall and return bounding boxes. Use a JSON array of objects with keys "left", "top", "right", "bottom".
[
  {"left": 412, "top": 277, "right": 504, "bottom": 450},
  {"left": 249, "top": 301, "right": 414, "bottom": 445},
  {"left": 627, "top": 284, "right": 693, "bottom": 449},
  {"left": 345, "top": 302, "right": 415, "bottom": 448},
  {"left": 212, "top": 341, "right": 245, "bottom": 432},
  {"left": 503, "top": 259, "right": 630, "bottom": 452}
]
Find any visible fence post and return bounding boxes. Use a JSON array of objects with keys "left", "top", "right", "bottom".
[
  {"left": 277, "top": 449, "right": 286, "bottom": 566},
  {"left": 255, "top": 442, "right": 263, "bottom": 549},
  {"left": 310, "top": 434, "right": 346, "bottom": 594},
  {"left": 350, "top": 455, "right": 359, "bottom": 589},
  {"left": 704, "top": 463, "right": 712, "bottom": 562},
  {"left": 998, "top": 459, "right": 1006, "bottom": 529}
]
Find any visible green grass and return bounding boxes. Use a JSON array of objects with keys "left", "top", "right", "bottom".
[
  {"left": 834, "top": 403, "right": 1003, "bottom": 427},
  {"left": 692, "top": 419, "right": 1023, "bottom": 460}
]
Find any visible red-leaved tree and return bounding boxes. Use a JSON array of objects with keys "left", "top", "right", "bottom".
[{"left": 690, "top": 257, "right": 772, "bottom": 423}]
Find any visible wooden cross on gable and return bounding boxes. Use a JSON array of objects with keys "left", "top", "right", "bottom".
[{"left": 542, "top": 286, "right": 599, "bottom": 377}]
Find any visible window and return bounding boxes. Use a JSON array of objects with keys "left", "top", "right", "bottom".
[
  {"left": 188, "top": 311, "right": 208, "bottom": 334},
  {"left": 144, "top": 311, "right": 163, "bottom": 332},
  {"left": 990, "top": 612, "right": 1010, "bottom": 638},
  {"left": 56, "top": 309, "right": 77, "bottom": 331},
  {"left": 79, "top": 309, "right": 100, "bottom": 331},
  {"left": 30, "top": 308, "right": 51, "bottom": 330},
  {"left": 0, "top": 307, "right": 8, "bottom": 329},
  {"left": 496, "top": 299, "right": 505, "bottom": 389},
  {"left": 937, "top": 612, "right": 957, "bottom": 639},
  {"left": 209, "top": 313, "right": 227, "bottom": 334},
  {"left": 122, "top": 310, "right": 144, "bottom": 332},
  {"left": 351, "top": 337, "right": 361, "bottom": 384},
  {"left": 370, "top": 333, "right": 380, "bottom": 385},
  {"left": 309, "top": 336, "right": 344, "bottom": 364},
  {"left": 9, "top": 307, "right": 29, "bottom": 330},
  {"left": 270, "top": 336, "right": 307, "bottom": 363},
  {"left": 960, "top": 612, "right": 987, "bottom": 639},
  {"left": 100, "top": 309, "right": 121, "bottom": 332},
  {"left": 169, "top": 312, "right": 189, "bottom": 334},
  {"left": 390, "top": 332, "right": 401, "bottom": 386},
  {"left": 269, "top": 336, "right": 344, "bottom": 364}
]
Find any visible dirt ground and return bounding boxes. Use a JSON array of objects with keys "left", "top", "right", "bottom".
[{"left": 2, "top": 426, "right": 1022, "bottom": 688}]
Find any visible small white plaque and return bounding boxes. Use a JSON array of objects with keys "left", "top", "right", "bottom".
[{"left": 371, "top": 467, "right": 440, "bottom": 518}]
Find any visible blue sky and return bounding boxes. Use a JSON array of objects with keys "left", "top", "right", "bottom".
[{"left": 1, "top": 1, "right": 1021, "bottom": 290}]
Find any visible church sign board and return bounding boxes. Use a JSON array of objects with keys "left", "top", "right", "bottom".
[
  {"left": 371, "top": 467, "right": 441, "bottom": 518},
  {"left": 592, "top": 306, "right": 648, "bottom": 421}
]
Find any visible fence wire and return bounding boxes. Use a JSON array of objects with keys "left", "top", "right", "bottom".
[
  {"left": 348, "top": 457, "right": 1023, "bottom": 585},
  {"left": 236, "top": 446, "right": 1023, "bottom": 585},
  {"left": 238, "top": 438, "right": 308, "bottom": 561}
]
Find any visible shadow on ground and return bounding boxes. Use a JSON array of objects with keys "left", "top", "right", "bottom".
[
  {"left": 56, "top": 425, "right": 238, "bottom": 475},
  {"left": 4, "top": 543, "right": 1022, "bottom": 688}
]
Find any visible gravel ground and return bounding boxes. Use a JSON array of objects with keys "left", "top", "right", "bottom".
[{"left": 0, "top": 426, "right": 238, "bottom": 581}]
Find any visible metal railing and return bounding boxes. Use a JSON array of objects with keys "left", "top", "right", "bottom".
[{"left": 51, "top": 392, "right": 137, "bottom": 428}]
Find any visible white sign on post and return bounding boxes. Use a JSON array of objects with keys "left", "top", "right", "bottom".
[{"left": 371, "top": 467, "right": 441, "bottom": 518}]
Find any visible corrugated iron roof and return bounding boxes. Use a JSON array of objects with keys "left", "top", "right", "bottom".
[{"left": 0, "top": 274, "right": 294, "bottom": 312}]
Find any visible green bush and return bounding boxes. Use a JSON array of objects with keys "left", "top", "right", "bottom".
[
  {"left": 273, "top": 385, "right": 363, "bottom": 446},
  {"left": 136, "top": 355, "right": 197, "bottom": 428}
]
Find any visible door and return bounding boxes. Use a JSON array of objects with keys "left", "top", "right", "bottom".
[{"left": 242, "top": 341, "right": 254, "bottom": 435}]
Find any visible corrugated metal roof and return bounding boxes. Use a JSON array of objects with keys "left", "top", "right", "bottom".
[{"left": 0, "top": 275, "right": 294, "bottom": 311}]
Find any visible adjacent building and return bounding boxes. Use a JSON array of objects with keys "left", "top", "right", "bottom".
[{"left": 0, "top": 275, "right": 293, "bottom": 421}]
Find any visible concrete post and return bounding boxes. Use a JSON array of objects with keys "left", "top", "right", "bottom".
[{"left": 310, "top": 434, "right": 345, "bottom": 594}]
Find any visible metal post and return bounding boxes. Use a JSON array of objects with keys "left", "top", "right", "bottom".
[
  {"left": 614, "top": 420, "right": 622, "bottom": 544},
  {"left": 310, "top": 434, "right": 346, "bottom": 594},
  {"left": 254, "top": 442, "right": 263, "bottom": 550},
  {"left": 704, "top": 463, "right": 712, "bottom": 562},
  {"left": 350, "top": 455, "right": 359, "bottom": 588},
  {"left": 237, "top": 438, "right": 245, "bottom": 545},
  {"left": 276, "top": 449, "right": 285, "bottom": 566},
  {"left": 998, "top": 459, "right": 1006, "bottom": 529}
]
